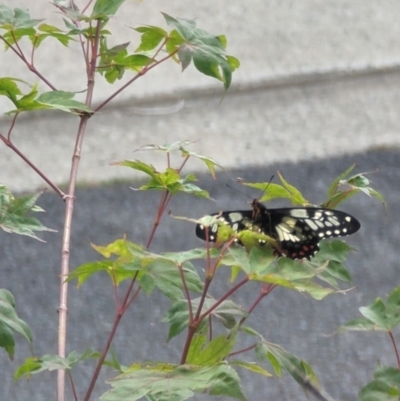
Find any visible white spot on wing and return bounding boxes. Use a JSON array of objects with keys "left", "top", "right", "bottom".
[
  {"left": 328, "top": 217, "right": 340, "bottom": 226},
  {"left": 228, "top": 212, "right": 244, "bottom": 222},
  {"left": 305, "top": 219, "right": 319, "bottom": 230},
  {"left": 289, "top": 209, "right": 309, "bottom": 218}
]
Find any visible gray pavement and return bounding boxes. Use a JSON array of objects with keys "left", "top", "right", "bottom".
[{"left": 0, "top": 149, "right": 398, "bottom": 400}]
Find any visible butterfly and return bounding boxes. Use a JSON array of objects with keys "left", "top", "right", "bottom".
[{"left": 195, "top": 200, "right": 360, "bottom": 260}]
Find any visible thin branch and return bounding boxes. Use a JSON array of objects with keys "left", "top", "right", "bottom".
[
  {"left": 194, "top": 278, "right": 212, "bottom": 322},
  {"left": 198, "top": 277, "right": 249, "bottom": 322},
  {"left": 83, "top": 309, "right": 124, "bottom": 401},
  {"left": 178, "top": 263, "right": 193, "bottom": 322},
  {"left": 11, "top": 31, "right": 26, "bottom": 61},
  {"left": 238, "top": 283, "right": 277, "bottom": 329},
  {"left": 0, "top": 35, "right": 23, "bottom": 58},
  {"left": 67, "top": 371, "right": 79, "bottom": 401},
  {"left": 82, "top": 0, "right": 96, "bottom": 14},
  {"left": 94, "top": 45, "right": 178, "bottom": 112},
  {"left": 177, "top": 155, "right": 190, "bottom": 173},
  {"left": 124, "top": 285, "right": 141, "bottom": 311},
  {"left": 7, "top": 112, "right": 19, "bottom": 140},
  {"left": 146, "top": 189, "right": 169, "bottom": 248},
  {"left": 0, "top": 133, "right": 66, "bottom": 198},
  {"left": 31, "top": 36, "right": 37, "bottom": 65},
  {"left": 0, "top": 35, "right": 57, "bottom": 90},
  {"left": 228, "top": 343, "right": 257, "bottom": 358},
  {"left": 388, "top": 330, "right": 400, "bottom": 369}
]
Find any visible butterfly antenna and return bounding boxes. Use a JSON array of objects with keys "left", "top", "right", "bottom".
[{"left": 225, "top": 183, "right": 253, "bottom": 200}]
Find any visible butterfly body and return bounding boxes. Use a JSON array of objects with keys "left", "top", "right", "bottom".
[{"left": 196, "top": 200, "right": 360, "bottom": 260}]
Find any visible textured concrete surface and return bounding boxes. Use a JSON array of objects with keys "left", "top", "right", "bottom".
[
  {"left": 0, "top": 149, "right": 397, "bottom": 401},
  {"left": 1, "top": 1, "right": 400, "bottom": 192}
]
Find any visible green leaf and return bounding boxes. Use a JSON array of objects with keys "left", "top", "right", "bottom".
[
  {"left": 277, "top": 172, "right": 310, "bottom": 205},
  {"left": 359, "top": 299, "right": 399, "bottom": 331},
  {"left": 92, "top": 0, "right": 127, "bottom": 18},
  {"left": 0, "top": 77, "right": 24, "bottom": 107},
  {"left": 323, "top": 167, "right": 385, "bottom": 208},
  {"left": 220, "top": 247, "right": 336, "bottom": 300},
  {"left": 256, "top": 340, "right": 322, "bottom": 394},
  {"left": 0, "top": 82, "right": 50, "bottom": 113},
  {"left": 187, "top": 333, "right": 235, "bottom": 365},
  {"left": 346, "top": 287, "right": 400, "bottom": 331},
  {"left": 310, "top": 240, "right": 353, "bottom": 287},
  {"left": 230, "top": 360, "right": 272, "bottom": 377},
  {"left": 135, "top": 25, "right": 167, "bottom": 52},
  {"left": 0, "top": 6, "right": 43, "bottom": 29},
  {"left": 163, "top": 298, "right": 247, "bottom": 341},
  {"left": 340, "top": 317, "right": 384, "bottom": 332},
  {"left": 359, "top": 366, "right": 400, "bottom": 401},
  {"left": 15, "top": 349, "right": 99, "bottom": 379},
  {"left": 0, "top": 289, "right": 32, "bottom": 359},
  {"left": 67, "top": 260, "right": 115, "bottom": 286},
  {"left": 162, "top": 13, "right": 237, "bottom": 89},
  {"left": 0, "top": 320, "right": 15, "bottom": 360},
  {"left": 117, "top": 160, "right": 211, "bottom": 198},
  {"left": 327, "top": 165, "right": 355, "bottom": 199},
  {"left": 0, "top": 186, "right": 56, "bottom": 240},
  {"left": 36, "top": 91, "right": 92, "bottom": 114},
  {"left": 162, "top": 248, "right": 220, "bottom": 264},
  {"left": 69, "top": 239, "right": 203, "bottom": 298},
  {"left": 133, "top": 141, "right": 221, "bottom": 178},
  {"left": 101, "top": 363, "right": 247, "bottom": 401},
  {"left": 241, "top": 181, "right": 309, "bottom": 205},
  {"left": 162, "top": 300, "right": 192, "bottom": 340}
]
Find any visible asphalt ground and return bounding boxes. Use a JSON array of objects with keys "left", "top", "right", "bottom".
[{"left": 1, "top": 148, "right": 399, "bottom": 401}]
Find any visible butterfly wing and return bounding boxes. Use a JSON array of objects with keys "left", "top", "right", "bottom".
[
  {"left": 260, "top": 207, "right": 361, "bottom": 259},
  {"left": 195, "top": 203, "right": 360, "bottom": 260},
  {"left": 195, "top": 210, "right": 254, "bottom": 243}
]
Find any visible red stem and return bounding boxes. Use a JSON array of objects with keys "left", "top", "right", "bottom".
[
  {"left": 198, "top": 277, "right": 249, "bottom": 322},
  {"left": 83, "top": 310, "right": 124, "bottom": 401},
  {"left": 388, "top": 330, "right": 400, "bottom": 370},
  {"left": 94, "top": 42, "right": 178, "bottom": 112},
  {"left": 67, "top": 371, "right": 79, "bottom": 401},
  {"left": 178, "top": 263, "right": 193, "bottom": 322},
  {"left": 228, "top": 343, "right": 257, "bottom": 357},
  {"left": 0, "top": 133, "right": 65, "bottom": 198},
  {"left": 238, "top": 283, "right": 276, "bottom": 329}
]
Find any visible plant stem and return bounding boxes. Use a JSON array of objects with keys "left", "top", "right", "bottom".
[
  {"left": 94, "top": 42, "right": 177, "bottom": 112},
  {"left": 388, "top": 330, "right": 400, "bottom": 369},
  {"left": 228, "top": 343, "right": 257, "bottom": 357},
  {"left": 83, "top": 310, "right": 124, "bottom": 401},
  {"left": 57, "top": 19, "right": 102, "bottom": 401},
  {"left": 198, "top": 277, "right": 249, "bottom": 322},
  {"left": 0, "top": 134, "right": 65, "bottom": 198}
]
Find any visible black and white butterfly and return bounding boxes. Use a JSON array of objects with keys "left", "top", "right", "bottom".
[{"left": 195, "top": 200, "right": 360, "bottom": 260}]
